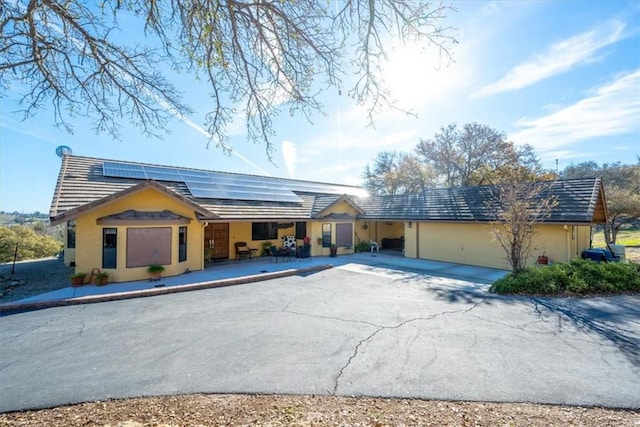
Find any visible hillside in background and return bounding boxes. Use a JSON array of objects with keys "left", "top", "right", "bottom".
[{"left": 0, "top": 210, "right": 49, "bottom": 226}]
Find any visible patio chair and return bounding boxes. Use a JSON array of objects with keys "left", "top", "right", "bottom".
[
  {"left": 370, "top": 240, "right": 379, "bottom": 253},
  {"left": 234, "top": 241, "right": 255, "bottom": 260},
  {"left": 269, "top": 245, "right": 284, "bottom": 263},
  {"left": 298, "top": 243, "right": 311, "bottom": 261}
]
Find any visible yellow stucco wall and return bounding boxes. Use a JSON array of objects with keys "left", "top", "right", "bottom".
[
  {"left": 227, "top": 221, "right": 310, "bottom": 257},
  {"left": 410, "top": 222, "right": 593, "bottom": 270},
  {"left": 404, "top": 222, "right": 418, "bottom": 258},
  {"left": 72, "top": 187, "right": 204, "bottom": 282},
  {"left": 225, "top": 217, "right": 408, "bottom": 258},
  {"left": 354, "top": 221, "right": 372, "bottom": 244},
  {"left": 309, "top": 222, "right": 354, "bottom": 256},
  {"left": 576, "top": 226, "right": 592, "bottom": 258}
]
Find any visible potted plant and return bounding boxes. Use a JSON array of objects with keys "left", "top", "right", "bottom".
[
  {"left": 96, "top": 271, "right": 109, "bottom": 286},
  {"left": 70, "top": 272, "right": 86, "bottom": 287},
  {"left": 260, "top": 241, "right": 273, "bottom": 257},
  {"left": 537, "top": 253, "right": 549, "bottom": 265},
  {"left": 330, "top": 244, "right": 338, "bottom": 257},
  {"left": 147, "top": 264, "right": 165, "bottom": 281},
  {"left": 354, "top": 241, "right": 370, "bottom": 253}
]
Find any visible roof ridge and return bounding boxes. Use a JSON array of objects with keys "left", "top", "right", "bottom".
[{"left": 49, "top": 154, "right": 69, "bottom": 217}]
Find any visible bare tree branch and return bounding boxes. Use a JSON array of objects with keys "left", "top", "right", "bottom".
[
  {"left": 487, "top": 177, "right": 558, "bottom": 274},
  {"left": 1, "top": 1, "right": 457, "bottom": 158}
]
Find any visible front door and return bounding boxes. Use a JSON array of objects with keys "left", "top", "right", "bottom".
[{"left": 204, "top": 223, "right": 230, "bottom": 260}]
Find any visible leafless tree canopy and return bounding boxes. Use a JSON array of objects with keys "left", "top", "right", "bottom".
[
  {"left": 0, "top": 1, "right": 457, "bottom": 158},
  {"left": 487, "top": 178, "right": 558, "bottom": 274}
]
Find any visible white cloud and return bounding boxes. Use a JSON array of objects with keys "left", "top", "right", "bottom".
[
  {"left": 509, "top": 70, "right": 640, "bottom": 153},
  {"left": 474, "top": 19, "right": 627, "bottom": 97},
  {"left": 0, "top": 115, "right": 57, "bottom": 144},
  {"left": 281, "top": 140, "right": 297, "bottom": 178}
]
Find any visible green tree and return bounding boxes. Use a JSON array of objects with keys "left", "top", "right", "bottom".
[
  {"left": 362, "top": 151, "right": 435, "bottom": 196},
  {"left": 1, "top": 1, "right": 456, "bottom": 159},
  {"left": 0, "top": 226, "right": 62, "bottom": 263},
  {"left": 562, "top": 161, "right": 640, "bottom": 243},
  {"left": 362, "top": 123, "right": 548, "bottom": 195},
  {"left": 415, "top": 123, "right": 544, "bottom": 187}
]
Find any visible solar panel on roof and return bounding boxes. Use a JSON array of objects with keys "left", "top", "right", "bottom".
[
  {"left": 271, "top": 180, "right": 368, "bottom": 197},
  {"left": 184, "top": 181, "right": 302, "bottom": 203},
  {"left": 102, "top": 160, "right": 361, "bottom": 202},
  {"left": 103, "top": 162, "right": 147, "bottom": 179},
  {"left": 144, "top": 166, "right": 182, "bottom": 182}
]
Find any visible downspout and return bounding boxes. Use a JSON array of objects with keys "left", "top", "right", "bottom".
[
  {"left": 416, "top": 222, "right": 420, "bottom": 259},
  {"left": 202, "top": 222, "right": 208, "bottom": 270},
  {"left": 565, "top": 225, "right": 571, "bottom": 263}
]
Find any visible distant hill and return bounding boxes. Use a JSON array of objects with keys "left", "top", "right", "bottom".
[{"left": 0, "top": 211, "right": 49, "bottom": 226}]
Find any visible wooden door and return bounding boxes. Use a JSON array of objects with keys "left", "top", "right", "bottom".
[{"left": 204, "top": 223, "right": 229, "bottom": 260}]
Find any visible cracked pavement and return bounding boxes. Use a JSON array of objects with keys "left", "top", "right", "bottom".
[{"left": 1, "top": 263, "right": 639, "bottom": 412}]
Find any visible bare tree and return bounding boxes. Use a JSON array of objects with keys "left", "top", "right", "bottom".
[
  {"left": 1, "top": 1, "right": 457, "bottom": 159},
  {"left": 487, "top": 176, "right": 558, "bottom": 274}
]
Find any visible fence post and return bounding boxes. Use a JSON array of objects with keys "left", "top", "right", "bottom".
[{"left": 11, "top": 243, "right": 18, "bottom": 274}]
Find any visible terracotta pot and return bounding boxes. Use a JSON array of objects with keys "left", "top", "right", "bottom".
[
  {"left": 537, "top": 256, "right": 549, "bottom": 265},
  {"left": 70, "top": 277, "right": 84, "bottom": 287}
]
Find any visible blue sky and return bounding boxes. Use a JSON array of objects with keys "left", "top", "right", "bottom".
[{"left": 1, "top": 0, "right": 639, "bottom": 213}]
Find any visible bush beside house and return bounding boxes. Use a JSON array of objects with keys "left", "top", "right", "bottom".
[{"left": 490, "top": 259, "right": 640, "bottom": 296}]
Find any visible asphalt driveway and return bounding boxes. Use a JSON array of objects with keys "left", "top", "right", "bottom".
[{"left": 1, "top": 263, "right": 639, "bottom": 412}]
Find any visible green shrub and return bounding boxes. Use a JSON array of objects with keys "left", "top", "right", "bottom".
[
  {"left": 490, "top": 259, "right": 640, "bottom": 296},
  {"left": 260, "top": 241, "right": 273, "bottom": 257},
  {"left": 0, "top": 225, "right": 63, "bottom": 262},
  {"left": 354, "top": 241, "right": 371, "bottom": 252}
]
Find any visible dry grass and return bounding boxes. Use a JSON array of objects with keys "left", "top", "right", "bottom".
[
  {"left": 1, "top": 394, "right": 638, "bottom": 427},
  {"left": 592, "top": 227, "right": 640, "bottom": 248}
]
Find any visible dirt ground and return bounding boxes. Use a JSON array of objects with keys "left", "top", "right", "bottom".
[
  {"left": 2, "top": 252, "right": 639, "bottom": 425},
  {"left": 1, "top": 394, "right": 638, "bottom": 426},
  {"left": 626, "top": 246, "right": 640, "bottom": 263},
  {"left": 0, "top": 257, "right": 73, "bottom": 303}
]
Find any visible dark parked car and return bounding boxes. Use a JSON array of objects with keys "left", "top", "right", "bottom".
[{"left": 581, "top": 248, "right": 620, "bottom": 262}]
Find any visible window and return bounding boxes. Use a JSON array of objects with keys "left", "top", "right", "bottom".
[
  {"left": 102, "top": 228, "right": 117, "bottom": 269},
  {"left": 295, "top": 222, "right": 307, "bottom": 240},
  {"left": 252, "top": 222, "right": 278, "bottom": 240},
  {"left": 126, "top": 227, "right": 172, "bottom": 268},
  {"left": 336, "top": 223, "right": 353, "bottom": 247},
  {"left": 178, "top": 226, "right": 187, "bottom": 262},
  {"left": 67, "top": 220, "right": 76, "bottom": 248},
  {"left": 322, "top": 223, "right": 332, "bottom": 248}
]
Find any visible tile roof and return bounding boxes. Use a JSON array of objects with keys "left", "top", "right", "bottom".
[
  {"left": 50, "top": 156, "right": 357, "bottom": 222},
  {"left": 50, "top": 155, "right": 606, "bottom": 224},
  {"left": 354, "top": 179, "right": 606, "bottom": 223}
]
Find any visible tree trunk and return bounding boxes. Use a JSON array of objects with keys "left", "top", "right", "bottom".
[
  {"left": 611, "top": 224, "right": 619, "bottom": 244},
  {"left": 604, "top": 222, "right": 613, "bottom": 244}
]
